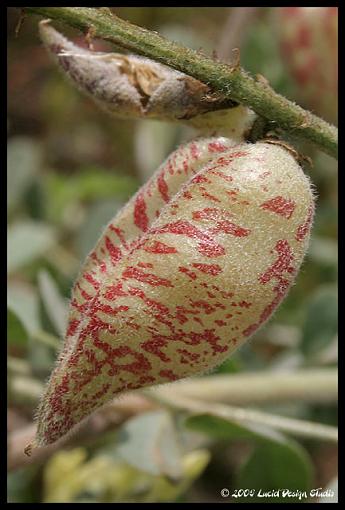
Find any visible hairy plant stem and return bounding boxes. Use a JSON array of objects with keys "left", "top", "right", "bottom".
[{"left": 23, "top": 7, "right": 337, "bottom": 159}]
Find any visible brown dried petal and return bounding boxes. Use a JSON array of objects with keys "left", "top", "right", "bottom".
[{"left": 39, "top": 21, "right": 235, "bottom": 121}]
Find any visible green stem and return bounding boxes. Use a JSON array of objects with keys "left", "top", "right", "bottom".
[
  {"left": 23, "top": 7, "right": 337, "bottom": 159},
  {"left": 159, "top": 369, "right": 338, "bottom": 406},
  {"left": 32, "top": 329, "right": 60, "bottom": 349},
  {"left": 144, "top": 390, "right": 338, "bottom": 443}
]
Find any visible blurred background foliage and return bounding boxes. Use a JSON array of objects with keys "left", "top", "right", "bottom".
[{"left": 7, "top": 7, "right": 337, "bottom": 503}]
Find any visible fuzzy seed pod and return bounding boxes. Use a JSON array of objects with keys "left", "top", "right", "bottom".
[
  {"left": 273, "top": 7, "right": 338, "bottom": 124},
  {"left": 39, "top": 21, "right": 235, "bottom": 121},
  {"left": 32, "top": 135, "right": 314, "bottom": 447},
  {"left": 30, "top": 23, "right": 315, "bottom": 449}
]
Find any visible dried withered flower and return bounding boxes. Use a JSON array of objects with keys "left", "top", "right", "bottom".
[{"left": 39, "top": 20, "right": 235, "bottom": 121}]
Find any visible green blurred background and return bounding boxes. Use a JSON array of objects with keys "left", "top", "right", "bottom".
[{"left": 7, "top": 7, "right": 337, "bottom": 503}]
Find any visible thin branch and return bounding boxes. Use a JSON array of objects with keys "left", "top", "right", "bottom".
[
  {"left": 162, "top": 369, "right": 338, "bottom": 406},
  {"left": 7, "top": 369, "right": 337, "bottom": 470},
  {"left": 144, "top": 390, "right": 338, "bottom": 443},
  {"left": 23, "top": 7, "right": 337, "bottom": 158},
  {"left": 8, "top": 366, "right": 338, "bottom": 408}
]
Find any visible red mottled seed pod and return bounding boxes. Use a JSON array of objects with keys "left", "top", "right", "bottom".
[
  {"left": 29, "top": 24, "right": 315, "bottom": 449},
  {"left": 32, "top": 136, "right": 314, "bottom": 447}
]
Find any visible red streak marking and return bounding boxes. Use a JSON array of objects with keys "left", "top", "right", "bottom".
[
  {"left": 193, "top": 207, "right": 231, "bottom": 221},
  {"left": 227, "top": 189, "right": 239, "bottom": 197},
  {"left": 70, "top": 298, "right": 88, "bottom": 313},
  {"left": 104, "top": 282, "right": 127, "bottom": 301},
  {"left": 90, "top": 252, "right": 107, "bottom": 273},
  {"left": 66, "top": 319, "right": 80, "bottom": 338},
  {"left": 208, "top": 141, "right": 229, "bottom": 152},
  {"left": 190, "top": 300, "right": 218, "bottom": 314},
  {"left": 109, "top": 225, "right": 128, "bottom": 249},
  {"left": 122, "top": 266, "right": 173, "bottom": 287},
  {"left": 76, "top": 282, "right": 92, "bottom": 301},
  {"left": 296, "top": 205, "right": 314, "bottom": 241},
  {"left": 128, "top": 287, "right": 171, "bottom": 316},
  {"left": 138, "top": 262, "right": 153, "bottom": 268},
  {"left": 97, "top": 303, "right": 129, "bottom": 316},
  {"left": 105, "top": 236, "right": 122, "bottom": 265},
  {"left": 179, "top": 266, "right": 197, "bottom": 280},
  {"left": 215, "top": 320, "right": 227, "bottom": 327},
  {"left": 201, "top": 191, "right": 221, "bottom": 203},
  {"left": 144, "top": 241, "right": 177, "bottom": 254},
  {"left": 192, "top": 263, "right": 222, "bottom": 275},
  {"left": 243, "top": 240, "right": 296, "bottom": 337},
  {"left": 193, "top": 317, "right": 204, "bottom": 326},
  {"left": 157, "top": 172, "right": 169, "bottom": 202},
  {"left": 190, "top": 142, "right": 199, "bottom": 159},
  {"left": 167, "top": 158, "right": 174, "bottom": 175},
  {"left": 261, "top": 196, "right": 296, "bottom": 219},
  {"left": 178, "top": 348, "right": 200, "bottom": 364},
  {"left": 141, "top": 336, "right": 171, "bottom": 362},
  {"left": 84, "top": 272, "right": 100, "bottom": 290},
  {"left": 175, "top": 305, "right": 200, "bottom": 324},
  {"left": 238, "top": 300, "right": 252, "bottom": 308},
  {"left": 153, "top": 220, "right": 225, "bottom": 258},
  {"left": 90, "top": 383, "right": 111, "bottom": 401},
  {"left": 159, "top": 369, "right": 179, "bottom": 381},
  {"left": 211, "top": 220, "right": 250, "bottom": 237},
  {"left": 209, "top": 170, "right": 233, "bottom": 182},
  {"left": 134, "top": 192, "right": 149, "bottom": 231},
  {"left": 243, "top": 285, "right": 286, "bottom": 338},
  {"left": 259, "top": 240, "right": 295, "bottom": 284},
  {"left": 187, "top": 329, "right": 227, "bottom": 354},
  {"left": 191, "top": 174, "right": 210, "bottom": 184},
  {"left": 124, "top": 319, "right": 141, "bottom": 330},
  {"left": 105, "top": 345, "right": 152, "bottom": 376},
  {"left": 259, "top": 171, "right": 271, "bottom": 179},
  {"left": 183, "top": 191, "right": 193, "bottom": 199}
]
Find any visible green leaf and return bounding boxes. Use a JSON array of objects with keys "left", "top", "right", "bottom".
[
  {"left": 7, "top": 282, "right": 56, "bottom": 373},
  {"left": 76, "top": 199, "right": 123, "bottom": 259},
  {"left": 301, "top": 285, "right": 338, "bottom": 358},
  {"left": 241, "top": 16, "right": 297, "bottom": 97},
  {"left": 7, "top": 282, "right": 40, "bottom": 335},
  {"left": 309, "top": 237, "right": 338, "bottom": 268},
  {"left": 213, "top": 356, "right": 242, "bottom": 375},
  {"left": 116, "top": 410, "right": 183, "bottom": 479},
  {"left": 7, "top": 221, "right": 57, "bottom": 273},
  {"left": 38, "top": 270, "right": 68, "bottom": 337},
  {"left": 7, "top": 137, "right": 42, "bottom": 212},
  {"left": 236, "top": 441, "right": 314, "bottom": 502},
  {"left": 7, "top": 465, "right": 40, "bottom": 503},
  {"left": 44, "top": 169, "right": 138, "bottom": 224},
  {"left": 185, "top": 414, "right": 285, "bottom": 444},
  {"left": 7, "top": 306, "right": 29, "bottom": 348}
]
